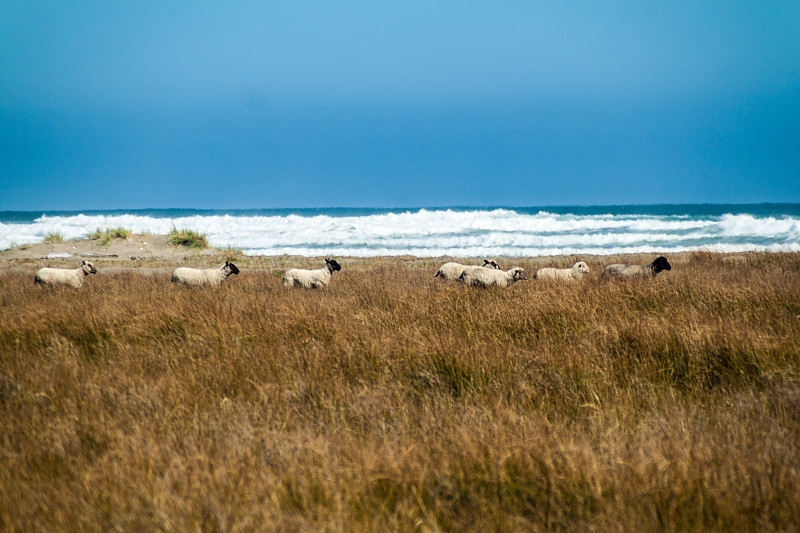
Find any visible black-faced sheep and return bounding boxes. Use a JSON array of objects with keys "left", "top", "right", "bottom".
[
  {"left": 434, "top": 259, "right": 501, "bottom": 281},
  {"left": 602, "top": 256, "right": 671, "bottom": 279},
  {"left": 171, "top": 261, "right": 240, "bottom": 286},
  {"left": 283, "top": 258, "right": 341, "bottom": 289}
]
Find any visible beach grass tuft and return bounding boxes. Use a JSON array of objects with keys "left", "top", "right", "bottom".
[
  {"left": 43, "top": 232, "right": 64, "bottom": 244},
  {"left": 167, "top": 228, "right": 209, "bottom": 249},
  {"left": 89, "top": 227, "right": 132, "bottom": 244}
]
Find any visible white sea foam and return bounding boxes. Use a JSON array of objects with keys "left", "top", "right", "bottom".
[
  {"left": 1, "top": 209, "right": 799, "bottom": 257},
  {"left": 718, "top": 213, "right": 800, "bottom": 238}
]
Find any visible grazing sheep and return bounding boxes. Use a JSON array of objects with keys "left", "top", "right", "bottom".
[
  {"left": 283, "top": 258, "right": 341, "bottom": 289},
  {"left": 458, "top": 266, "right": 528, "bottom": 287},
  {"left": 434, "top": 259, "right": 501, "bottom": 281},
  {"left": 602, "top": 256, "right": 672, "bottom": 279},
  {"left": 534, "top": 261, "right": 590, "bottom": 282},
  {"left": 34, "top": 260, "right": 97, "bottom": 288},
  {"left": 171, "top": 261, "right": 240, "bottom": 287}
]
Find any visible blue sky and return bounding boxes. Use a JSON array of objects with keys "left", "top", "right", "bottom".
[{"left": 1, "top": 1, "right": 799, "bottom": 210}]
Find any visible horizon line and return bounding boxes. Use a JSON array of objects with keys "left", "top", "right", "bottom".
[{"left": 3, "top": 201, "right": 800, "bottom": 214}]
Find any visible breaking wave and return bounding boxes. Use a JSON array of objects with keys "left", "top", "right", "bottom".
[{"left": 2, "top": 207, "right": 799, "bottom": 257}]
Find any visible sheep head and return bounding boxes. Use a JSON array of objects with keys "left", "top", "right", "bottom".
[
  {"left": 511, "top": 267, "right": 528, "bottom": 281},
  {"left": 81, "top": 261, "right": 97, "bottom": 275},
  {"left": 325, "top": 258, "right": 342, "bottom": 272},
  {"left": 225, "top": 262, "right": 240, "bottom": 275},
  {"left": 573, "top": 261, "right": 590, "bottom": 274},
  {"left": 651, "top": 256, "right": 671, "bottom": 273}
]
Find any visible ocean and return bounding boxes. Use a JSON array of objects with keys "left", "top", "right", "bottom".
[{"left": 2, "top": 204, "right": 800, "bottom": 257}]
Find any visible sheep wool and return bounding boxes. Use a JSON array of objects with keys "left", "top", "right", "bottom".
[
  {"left": 534, "top": 261, "right": 590, "bottom": 282},
  {"left": 35, "top": 260, "right": 97, "bottom": 288},
  {"left": 434, "top": 259, "right": 501, "bottom": 281},
  {"left": 603, "top": 256, "right": 672, "bottom": 279},
  {"left": 283, "top": 258, "right": 342, "bottom": 289},
  {"left": 458, "top": 266, "right": 528, "bottom": 287},
  {"left": 171, "top": 261, "right": 240, "bottom": 287}
]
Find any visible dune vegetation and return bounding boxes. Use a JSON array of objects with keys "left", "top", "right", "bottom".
[
  {"left": 1, "top": 253, "right": 799, "bottom": 531},
  {"left": 42, "top": 233, "right": 64, "bottom": 244},
  {"left": 88, "top": 227, "right": 133, "bottom": 245},
  {"left": 167, "top": 229, "right": 209, "bottom": 250}
]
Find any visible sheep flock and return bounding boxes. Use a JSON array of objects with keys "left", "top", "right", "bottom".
[{"left": 32, "top": 256, "right": 675, "bottom": 290}]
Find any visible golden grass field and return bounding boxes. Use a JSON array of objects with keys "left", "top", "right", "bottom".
[{"left": 1, "top": 252, "right": 799, "bottom": 531}]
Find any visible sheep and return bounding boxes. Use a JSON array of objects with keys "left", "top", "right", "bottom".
[
  {"left": 602, "top": 256, "right": 672, "bottom": 279},
  {"left": 283, "top": 258, "right": 341, "bottom": 289},
  {"left": 434, "top": 259, "right": 501, "bottom": 281},
  {"left": 534, "top": 261, "right": 591, "bottom": 282},
  {"left": 459, "top": 260, "right": 504, "bottom": 280},
  {"left": 171, "top": 261, "right": 240, "bottom": 286},
  {"left": 458, "top": 266, "right": 528, "bottom": 287},
  {"left": 34, "top": 260, "right": 97, "bottom": 288}
]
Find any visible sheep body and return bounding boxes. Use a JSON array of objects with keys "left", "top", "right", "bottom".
[
  {"left": 534, "top": 261, "right": 590, "bottom": 282},
  {"left": 283, "top": 258, "right": 341, "bottom": 289},
  {"left": 434, "top": 260, "right": 500, "bottom": 281},
  {"left": 34, "top": 261, "right": 97, "bottom": 288},
  {"left": 171, "top": 261, "right": 239, "bottom": 286},
  {"left": 458, "top": 266, "right": 527, "bottom": 287},
  {"left": 603, "top": 256, "right": 672, "bottom": 279}
]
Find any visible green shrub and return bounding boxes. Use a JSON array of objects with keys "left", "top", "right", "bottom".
[{"left": 167, "top": 229, "right": 208, "bottom": 249}]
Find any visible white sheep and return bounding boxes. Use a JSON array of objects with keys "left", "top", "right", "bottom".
[
  {"left": 283, "top": 258, "right": 342, "bottom": 289},
  {"left": 534, "top": 261, "right": 590, "bottom": 282},
  {"left": 602, "top": 256, "right": 672, "bottom": 279},
  {"left": 434, "top": 259, "right": 501, "bottom": 281},
  {"left": 34, "top": 260, "right": 97, "bottom": 288},
  {"left": 171, "top": 261, "right": 240, "bottom": 286},
  {"left": 458, "top": 266, "right": 528, "bottom": 287}
]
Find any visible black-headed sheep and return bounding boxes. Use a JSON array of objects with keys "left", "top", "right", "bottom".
[
  {"left": 602, "top": 256, "right": 671, "bottom": 279},
  {"left": 434, "top": 260, "right": 501, "bottom": 281},
  {"left": 283, "top": 258, "right": 341, "bottom": 289},
  {"left": 171, "top": 261, "right": 240, "bottom": 286}
]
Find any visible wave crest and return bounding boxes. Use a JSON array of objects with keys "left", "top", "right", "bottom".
[{"left": 2, "top": 210, "right": 799, "bottom": 256}]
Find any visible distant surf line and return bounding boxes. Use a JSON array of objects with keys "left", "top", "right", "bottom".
[{"left": 2, "top": 204, "right": 799, "bottom": 257}]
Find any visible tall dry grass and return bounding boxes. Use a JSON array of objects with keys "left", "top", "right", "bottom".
[{"left": 1, "top": 253, "right": 799, "bottom": 531}]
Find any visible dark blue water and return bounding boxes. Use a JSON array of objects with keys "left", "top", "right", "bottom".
[{"left": 3, "top": 203, "right": 800, "bottom": 224}]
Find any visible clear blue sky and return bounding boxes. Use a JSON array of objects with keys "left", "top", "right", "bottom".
[{"left": 1, "top": 1, "right": 799, "bottom": 210}]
